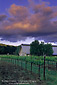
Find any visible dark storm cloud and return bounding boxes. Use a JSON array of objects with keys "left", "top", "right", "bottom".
[
  {"left": 35, "top": 33, "right": 57, "bottom": 42},
  {"left": 0, "top": 1, "right": 57, "bottom": 42}
]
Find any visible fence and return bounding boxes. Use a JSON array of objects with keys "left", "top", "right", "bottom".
[{"left": 0, "top": 56, "right": 57, "bottom": 80}]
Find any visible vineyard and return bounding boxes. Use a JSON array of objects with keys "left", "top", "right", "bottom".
[{"left": 0, "top": 55, "right": 57, "bottom": 85}]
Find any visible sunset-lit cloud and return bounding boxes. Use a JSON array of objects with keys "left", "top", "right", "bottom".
[
  {"left": 9, "top": 4, "right": 29, "bottom": 21},
  {"left": 6, "top": 21, "right": 38, "bottom": 32},
  {"left": 0, "top": 0, "right": 57, "bottom": 44}
]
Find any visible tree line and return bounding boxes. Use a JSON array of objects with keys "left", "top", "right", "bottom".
[
  {"left": 30, "top": 40, "right": 53, "bottom": 56},
  {"left": 0, "top": 44, "right": 17, "bottom": 55}
]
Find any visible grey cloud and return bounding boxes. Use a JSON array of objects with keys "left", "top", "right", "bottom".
[
  {"left": 0, "top": 14, "right": 7, "bottom": 21},
  {"left": 35, "top": 33, "right": 57, "bottom": 42}
]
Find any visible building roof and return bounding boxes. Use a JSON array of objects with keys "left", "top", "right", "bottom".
[
  {"left": 21, "top": 44, "right": 30, "bottom": 46},
  {"left": 52, "top": 45, "right": 57, "bottom": 47},
  {"left": 21, "top": 44, "right": 57, "bottom": 46}
]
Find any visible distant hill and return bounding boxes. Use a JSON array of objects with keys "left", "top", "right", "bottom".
[{"left": 0, "top": 43, "right": 17, "bottom": 47}]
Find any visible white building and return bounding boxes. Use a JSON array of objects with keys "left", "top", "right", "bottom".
[
  {"left": 19, "top": 44, "right": 30, "bottom": 56},
  {"left": 52, "top": 45, "right": 57, "bottom": 55}
]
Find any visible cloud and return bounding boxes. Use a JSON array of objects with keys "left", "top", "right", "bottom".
[
  {"left": 9, "top": 4, "right": 29, "bottom": 21},
  {"left": 0, "top": 37, "right": 35, "bottom": 46},
  {"left": 0, "top": 14, "right": 7, "bottom": 21},
  {"left": 6, "top": 21, "right": 38, "bottom": 32},
  {"left": 8, "top": 17, "right": 15, "bottom": 22},
  {"left": 0, "top": 1, "right": 57, "bottom": 42}
]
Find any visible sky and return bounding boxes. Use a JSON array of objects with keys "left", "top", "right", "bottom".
[{"left": 0, "top": 0, "right": 57, "bottom": 46}]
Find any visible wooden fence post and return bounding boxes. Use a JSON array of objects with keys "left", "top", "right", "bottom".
[
  {"left": 48, "top": 61, "right": 49, "bottom": 69},
  {"left": 25, "top": 57, "right": 27, "bottom": 71},
  {"left": 38, "top": 64, "right": 40, "bottom": 79},
  {"left": 15, "top": 59, "right": 16, "bottom": 65},
  {"left": 43, "top": 55, "right": 46, "bottom": 80},
  {"left": 56, "top": 63, "right": 57, "bottom": 70},
  {"left": 21, "top": 60, "right": 22, "bottom": 69},
  {"left": 25, "top": 61, "right": 27, "bottom": 71},
  {"left": 16, "top": 59, "right": 17, "bottom": 65},
  {"left": 13, "top": 59, "right": 14, "bottom": 64},
  {"left": 17, "top": 59, "right": 18, "bottom": 65},
  {"left": 18, "top": 59, "right": 19, "bottom": 65},
  {"left": 11, "top": 58, "right": 12, "bottom": 63},
  {"left": 31, "top": 56, "right": 32, "bottom": 73},
  {"left": 31, "top": 62, "right": 32, "bottom": 74}
]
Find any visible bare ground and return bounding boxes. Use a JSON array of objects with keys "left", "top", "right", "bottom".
[{"left": 0, "top": 61, "right": 46, "bottom": 85}]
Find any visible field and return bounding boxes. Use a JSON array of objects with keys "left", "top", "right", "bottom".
[
  {"left": 0, "top": 55, "right": 57, "bottom": 85},
  {"left": 0, "top": 61, "right": 43, "bottom": 85}
]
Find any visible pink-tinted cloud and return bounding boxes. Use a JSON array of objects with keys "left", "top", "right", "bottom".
[
  {"left": 9, "top": 4, "right": 29, "bottom": 21},
  {"left": 0, "top": 1, "right": 57, "bottom": 42}
]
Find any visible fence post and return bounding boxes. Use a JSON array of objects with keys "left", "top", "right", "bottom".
[
  {"left": 38, "top": 64, "right": 40, "bottom": 79},
  {"left": 13, "top": 59, "right": 14, "bottom": 64},
  {"left": 21, "top": 60, "right": 22, "bottom": 69},
  {"left": 15, "top": 59, "right": 16, "bottom": 65},
  {"left": 11, "top": 58, "right": 12, "bottom": 63},
  {"left": 43, "top": 55, "right": 46, "bottom": 80},
  {"left": 31, "top": 62, "right": 32, "bottom": 74},
  {"left": 56, "top": 63, "right": 57, "bottom": 70},
  {"left": 16, "top": 59, "right": 17, "bottom": 65},
  {"left": 17, "top": 59, "right": 18, "bottom": 65},
  {"left": 48, "top": 61, "right": 49, "bottom": 69},
  {"left": 18, "top": 59, "right": 19, "bottom": 66},
  {"left": 31, "top": 56, "right": 32, "bottom": 73},
  {"left": 25, "top": 58, "right": 27, "bottom": 71}
]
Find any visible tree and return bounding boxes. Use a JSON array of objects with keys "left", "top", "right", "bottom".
[
  {"left": 30, "top": 40, "right": 53, "bottom": 56},
  {"left": 15, "top": 45, "right": 21, "bottom": 55},
  {"left": 0, "top": 44, "right": 17, "bottom": 55},
  {"left": 30, "top": 40, "right": 40, "bottom": 56},
  {"left": 44, "top": 44, "right": 53, "bottom": 56},
  {"left": 39, "top": 42, "right": 45, "bottom": 56}
]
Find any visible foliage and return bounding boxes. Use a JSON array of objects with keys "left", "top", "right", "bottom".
[
  {"left": 44, "top": 44, "right": 53, "bottom": 56},
  {"left": 30, "top": 40, "right": 53, "bottom": 56},
  {"left": 39, "top": 42, "right": 45, "bottom": 56},
  {"left": 15, "top": 45, "right": 21, "bottom": 55},
  {"left": 30, "top": 40, "right": 40, "bottom": 56},
  {"left": 0, "top": 44, "right": 17, "bottom": 55},
  {"left": 1, "top": 55, "right": 57, "bottom": 62}
]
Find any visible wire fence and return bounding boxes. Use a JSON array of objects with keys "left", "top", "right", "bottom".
[{"left": 0, "top": 56, "right": 57, "bottom": 80}]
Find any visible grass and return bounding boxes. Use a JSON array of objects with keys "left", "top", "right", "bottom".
[{"left": 45, "top": 68, "right": 57, "bottom": 85}]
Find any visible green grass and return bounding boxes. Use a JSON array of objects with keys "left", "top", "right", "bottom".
[{"left": 45, "top": 68, "right": 57, "bottom": 85}]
